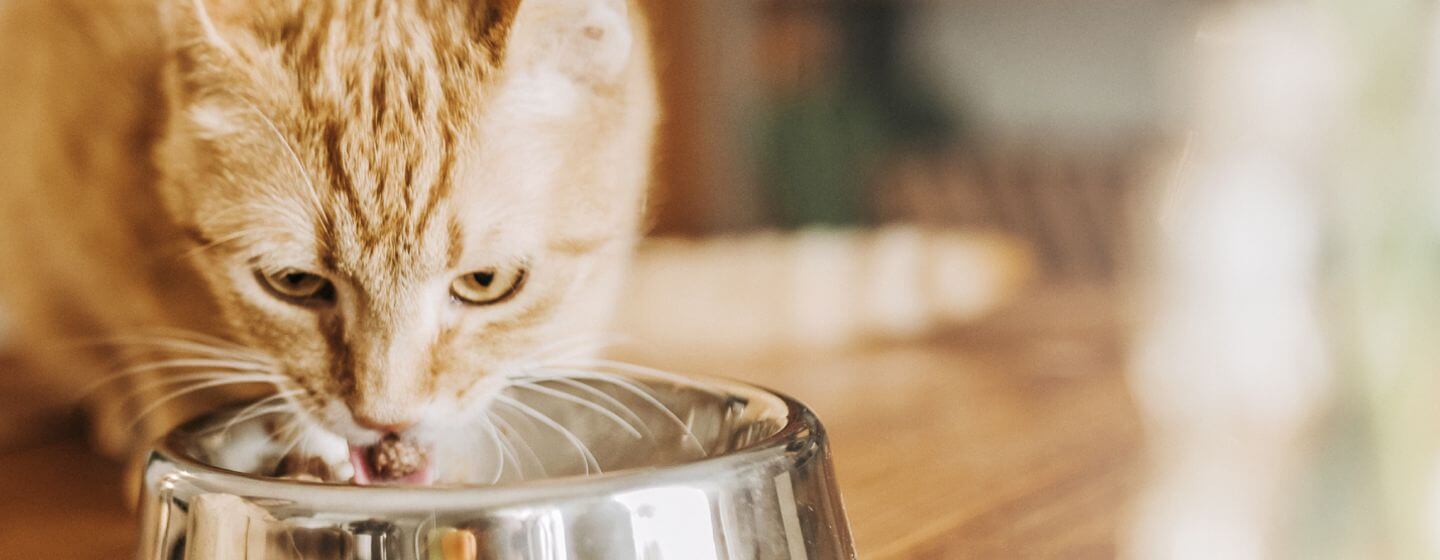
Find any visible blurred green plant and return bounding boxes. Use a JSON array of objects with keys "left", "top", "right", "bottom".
[{"left": 752, "top": 3, "right": 959, "bottom": 229}]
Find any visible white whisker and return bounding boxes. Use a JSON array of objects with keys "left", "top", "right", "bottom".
[
  {"left": 296, "top": 425, "right": 315, "bottom": 471},
  {"left": 479, "top": 418, "right": 509, "bottom": 484},
  {"left": 127, "top": 377, "right": 284, "bottom": 432},
  {"left": 488, "top": 410, "right": 547, "bottom": 478},
  {"left": 268, "top": 411, "right": 315, "bottom": 474},
  {"left": 540, "top": 377, "right": 654, "bottom": 438},
  {"left": 517, "top": 332, "right": 631, "bottom": 365},
  {"left": 185, "top": 227, "right": 299, "bottom": 258},
  {"left": 131, "top": 328, "right": 270, "bottom": 358},
  {"left": 79, "top": 359, "right": 279, "bottom": 399},
  {"left": 236, "top": 98, "right": 326, "bottom": 215},
  {"left": 215, "top": 390, "right": 305, "bottom": 437},
  {"left": 525, "top": 368, "right": 707, "bottom": 457},
  {"left": 119, "top": 359, "right": 278, "bottom": 375},
  {"left": 120, "top": 373, "right": 290, "bottom": 404},
  {"left": 495, "top": 395, "right": 600, "bottom": 475},
  {"left": 544, "top": 358, "right": 715, "bottom": 391},
  {"left": 511, "top": 382, "right": 642, "bottom": 438},
  {"left": 215, "top": 404, "right": 293, "bottom": 435},
  {"left": 492, "top": 427, "right": 524, "bottom": 481},
  {"left": 76, "top": 335, "right": 270, "bottom": 364}
]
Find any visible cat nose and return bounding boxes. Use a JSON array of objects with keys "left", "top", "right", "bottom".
[
  {"left": 352, "top": 414, "right": 415, "bottom": 434},
  {"left": 345, "top": 390, "right": 424, "bottom": 433},
  {"left": 349, "top": 400, "right": 420, "bottom": 431}
]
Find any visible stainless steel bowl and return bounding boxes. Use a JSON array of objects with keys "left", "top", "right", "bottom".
[{"left": 136, "top": 374, "right": 855, "bottom": 559}]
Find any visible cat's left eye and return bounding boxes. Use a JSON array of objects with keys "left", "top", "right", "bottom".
[
  {"left": 451, "top": 266, "right": 527, "bottom": 306},
  {"left": 256, "top": 269, "right": 336, "bottom": 306}
]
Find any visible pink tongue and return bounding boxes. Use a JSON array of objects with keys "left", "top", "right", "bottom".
[{"left": 348, "top": 444, "right": 436, "bottom": 486}]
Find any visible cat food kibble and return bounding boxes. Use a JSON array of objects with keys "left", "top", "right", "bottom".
[{"left": 371, "top": 434, "right": 428, "bottom": 480}]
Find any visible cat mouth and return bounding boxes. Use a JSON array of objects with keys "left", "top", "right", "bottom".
[{"left": 348, "top": 434, "right": 436, "bottom": 486}]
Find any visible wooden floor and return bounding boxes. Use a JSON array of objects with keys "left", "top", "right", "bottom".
[{"left": 0, "top": 286, "right": 1141, "bottom": 558}]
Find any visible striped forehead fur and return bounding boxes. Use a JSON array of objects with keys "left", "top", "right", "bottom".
[{"left": 184, "top": 0, "right": 522, "bottom": 254}]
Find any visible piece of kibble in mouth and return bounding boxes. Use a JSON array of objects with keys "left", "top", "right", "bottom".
[{"left": 371, "top": 434, "right": 428, "bottom": 479}]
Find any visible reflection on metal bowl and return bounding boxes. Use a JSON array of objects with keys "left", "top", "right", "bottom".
[{"left": 136, "top": 374, "right": 855, "bottom": 559}]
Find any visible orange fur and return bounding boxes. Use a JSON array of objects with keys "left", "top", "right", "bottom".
[{"left": 0, "top": 0, "right": 656, "bottom": 457}]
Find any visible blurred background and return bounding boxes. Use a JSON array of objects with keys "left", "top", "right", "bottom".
[
  {"left": 646, "top": 0, "right": 1174, "bottom": 256},
  {"left": 5, "top": 0, "right": 1439, "bottom": 558},
  {"left": 627, "top": 0, "right": 1438, "bottom": 558},
  {"left": 622, "top": 0, "right": 1168, "bottom": 555}
]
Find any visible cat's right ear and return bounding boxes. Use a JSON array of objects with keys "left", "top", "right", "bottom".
[{"left": 503, "top": 0, "right": 637, "bottom": 87}]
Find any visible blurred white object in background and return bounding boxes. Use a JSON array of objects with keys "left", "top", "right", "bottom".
[
  {"left": 618, "top": 226, "right": 1033, "bottom": 353},
  {"left": 1127, "top": 2, "right": 1338, "bottom": 558}
]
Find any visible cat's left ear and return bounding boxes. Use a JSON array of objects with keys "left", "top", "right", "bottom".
[
  {"left": 162, "top": 0, "right": 257, "bottom": 59},
  {"left": 158, "top": 0, "right": 256, "bottom": 98},
  {"left": 502, "top": 0, "right": 636, "bottom": 86}
]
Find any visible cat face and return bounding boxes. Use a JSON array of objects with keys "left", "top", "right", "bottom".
[{"left": 153, "top": 0, "right": 654, "bottom": 449}]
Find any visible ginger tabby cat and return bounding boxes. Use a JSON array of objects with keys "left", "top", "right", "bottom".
[{"left": 0, "top": 0, "right": 656, "bottom": 484}]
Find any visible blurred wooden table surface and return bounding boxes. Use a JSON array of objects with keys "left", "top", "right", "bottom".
[{"left": 0, "top": 286, "right": 1141, "bottom": 558}]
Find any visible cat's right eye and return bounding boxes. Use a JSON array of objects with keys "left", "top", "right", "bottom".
[{"left": 256, "top": 269, "right": 336, "bottom": 306}]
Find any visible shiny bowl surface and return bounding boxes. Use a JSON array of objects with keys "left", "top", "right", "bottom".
[{"left": 137, "top": 374, "right": 855, "bottom": 559}]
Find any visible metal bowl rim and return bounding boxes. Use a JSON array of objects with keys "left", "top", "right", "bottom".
[{"left": 149, "top": 374, "right": 821, "bottom": 502}]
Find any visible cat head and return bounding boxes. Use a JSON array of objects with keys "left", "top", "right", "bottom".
[{"left": 153, "top": 0, "right": 656, "bottom": 447}]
